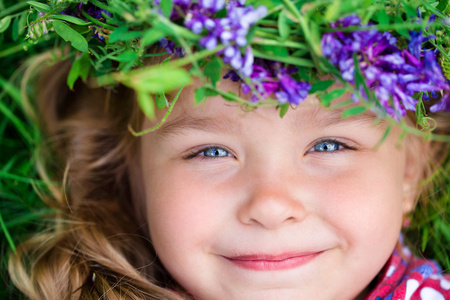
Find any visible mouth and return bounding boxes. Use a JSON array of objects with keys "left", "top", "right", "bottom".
[{"left": 223, "top": 252, "right": 322, "bottom": 271}]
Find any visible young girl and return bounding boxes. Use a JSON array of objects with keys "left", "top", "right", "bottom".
[{"left": 5, "top": 0, "right": 450, "bottom": 299}]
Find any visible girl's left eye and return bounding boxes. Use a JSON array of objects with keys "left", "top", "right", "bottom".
[{"left": 308, "top": 139, "right": 356, "bottom": 153}]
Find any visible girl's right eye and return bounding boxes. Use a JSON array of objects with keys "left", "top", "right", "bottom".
[{"left": 201, "top": 147, "right": 231, "bottom": 158}]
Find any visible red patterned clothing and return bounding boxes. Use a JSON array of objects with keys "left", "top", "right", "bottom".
[{"left": 366, "top": 248, "right": 450, "bottom": 300}]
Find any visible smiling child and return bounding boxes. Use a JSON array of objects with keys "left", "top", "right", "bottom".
[{"left": 5, "top": 0, "right": 450, "bottom": 299}]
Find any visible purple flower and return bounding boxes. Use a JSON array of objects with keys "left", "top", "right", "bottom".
[
  {"left": 234, "top": 59, "right": 310, "bottom": 105},
  {"left": 275, "top": 76, "right": 311, "bottom": 105},
  {"left": 158, "top": 0, "right": 311, "bottom": 106},
  {"left": 430, "top": 93, "right": 450, "bottom": 112},
  {"left": 408, "top": 31, "right": 428, "bottom": 58},
  {"left": 321, "top": 14, "right": 450, "bottom": 118},
  {"left": 159, "top": 38, "right": 185, "bottom": 57}
]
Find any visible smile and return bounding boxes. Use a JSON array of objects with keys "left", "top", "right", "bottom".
[{"left": 223, "top": 252, "right": 322, "bottom": 271}]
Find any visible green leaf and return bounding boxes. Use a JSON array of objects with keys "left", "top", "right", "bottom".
[
  {"left": 137, "top": 91, "right": 155, "bottom": 120},
  {"left": 204, "top": 57, "right": 222, "bottom": 87},
  {"left": 260, "top": 45, "right": 289, "bottom": 57},
  {"left": 194, "top": 87, "right": 219, "bottom": 104},
  {"left": 109, "top": 25, "right": 128, "bottom": 43},
  {"left": 247, "top": 0, "right": 283, "bottom": 10},
  {"left": 129, "top": 66, "right": 191, "bottom": 94},
  {"left": 160, "top": 0, "right": 174, "bottom": 18},
  {"left": 52, "top": 20, "right": 89, "bottom": 53},
  {"left": 141, "top": 28, "right": 166, "bottom": 46},
  {"left": 279, "top": 103, "right": 289, "bottom": 118},
  {"left": 341, "top": 106, "right": 367, "bottom": 118},
  {"left": 116, "top": 51, "right": 139, "bottom": 62},
  {"left": 319, "top": 88, "right": 346, "bottom": 106},
  {"left": 0, "top": 16, "right": 12, "bottom": 33},
  {"left": 324, "top": 0, "right": 341, "bottom": 22},
  {"left": 194, "top": 87, "right": 206, "bottom": 105},
  {"left": 278, "top": 10, "right": 290, "bottom": 40},
  {"left": 310, "top": 80, "right": 334, "bottom": 93},
  {"left": 394, "top": 16, "right": 410, "bottom": 39},
  {"left": 18, "top": 11, "right": 28, "bottom": 35},
  {"left": 12, "top": 16, "right": 19, "bottom": 41},
  {"left": 436, "top": 0, "right": 448, "bottom": 13},
  {"left": 0, "top": 211, "right": 16, "bottom": 253},
  {"left": 402, "top": 0, "right": 417, "bottom": 19},
  {"left": 420, "top": 0, "right": 447, "bottom": 18},
  {"left": 155, "top": 93, "right": 169, "bottom": 109},
  {"left": 27, "top": 1, "right": 52, "bottom": 13},
  {"left": 376, "top": 9, "right": 390, "bottom": 25},
  {"left": 78, "top": 53, "right": 91, "bottom": 81},
  {"left": 117, "top": 31, "right": 141, "bottom": 42},
  {"left": 51, "top": 15, "right": 90, "bottom": 26},
  {"left": 421, "top": 225, "right": 429, "bottom": 251},
  {"left": 67, "top": 56, "right": 82, "bottom": 89},
  {"left": 67, "top": 53, "right": 90, "bottom": 88},
  {"left": 437, "top": 219, "right": 450, "bottom": 242},
  {"left": 296, "top": 67, "right": 310, "bottom": 82}
]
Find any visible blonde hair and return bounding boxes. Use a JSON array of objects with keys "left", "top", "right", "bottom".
[{"left": 8, "top": 51, "right": 450, "bottom": 299}]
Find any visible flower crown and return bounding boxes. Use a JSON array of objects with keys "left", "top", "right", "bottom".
[{"left": 4, "top": 0, "right": 450, "bottom": 135}]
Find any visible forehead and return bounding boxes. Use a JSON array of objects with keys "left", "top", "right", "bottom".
[{"left": 151, "top": 88, "right": 384, "bottom": 139}]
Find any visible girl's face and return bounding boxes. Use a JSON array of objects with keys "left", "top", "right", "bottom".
[{"left": 140, "top": 80, "right": 417, "bottom": 300}]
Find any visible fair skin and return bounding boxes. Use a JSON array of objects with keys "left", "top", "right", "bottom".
[{"left": 139, "top": 79, "right": 419, "bottom": 300}]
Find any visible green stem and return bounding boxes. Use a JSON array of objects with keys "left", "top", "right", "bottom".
[
  {"left": 203, "top": 83, "right": 278, "bottom": 107},
  {"left": 88, "top": 0, "right": 113, "bottom": 13},
  {"left": 251, "top": 38, "right": 308, "bottom": 50},
  {"left": 254, "top": 30, "right": 282, "bottom": 40},
  {"left": 266, "top": 0, "right": 316, "bottom": 16},
  {"left": 252, "top": 48, "right": 315, "bottom": 67},
  {"left": 430, "top": 40, "right": 450, "bottom": 61},
  {"left": 129, "top": 86, "right": 184, "bottom": 136},
  {"left": 326, "top": 22, "right": 426, "bottom": 33},
  {"left": 0, "top": 2, "right": 28, "bottom": 18},
  {"left": 0, "top": 42, "right": 29, "bottom": 58},
  {"left": 282, "top": 0, "right": 322, "bottom": 56},
  {"left": 154, "top": 14, "right": 200, "bottom": 41},
  {"left": 81, "top": 10, "right": 115, "bottom": 30}
]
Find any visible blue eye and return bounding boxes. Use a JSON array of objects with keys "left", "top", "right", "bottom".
[
  {"left": 312, "top": 140, "right": 343, "bottom": 152},
  {"left": 201, "top": 147, "right": 231, "bottom": 158}
]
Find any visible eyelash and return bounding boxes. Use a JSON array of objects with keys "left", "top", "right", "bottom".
[
  {"left": 185, "top": 145, "right": 235, "bottom": 160},
  {"left": 185, "top": 139, "right": 357, "bottom": 160},
  {"left": 306, "top": 138, "right": 358, "bottom": 154}
]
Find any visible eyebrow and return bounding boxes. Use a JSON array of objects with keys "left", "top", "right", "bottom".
[
  {"left": 155, "top": 115, "right": 243, "bottom": 138},
  {"left": 315, "top": 107, "right": 385, "bottom": 129}
]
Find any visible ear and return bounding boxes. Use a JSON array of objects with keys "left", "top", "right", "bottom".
[{"left": 402, "top": 135, "right": 430, "bottom": 214}]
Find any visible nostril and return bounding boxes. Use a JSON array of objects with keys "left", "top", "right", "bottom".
[{"left": 237, "top": 189, "right": 307, "bottom": 229}]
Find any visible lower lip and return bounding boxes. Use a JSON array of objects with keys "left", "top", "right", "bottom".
[{"left": 224, "top": 252, "right": 321, "bottom": 271}]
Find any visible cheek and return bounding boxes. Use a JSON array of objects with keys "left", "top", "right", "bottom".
[
  {"left": 143, "top": 163, "right": 223, "bottom": 253},
  {"left": 316, "top": 153, "right": 406, "bottom": 249}
]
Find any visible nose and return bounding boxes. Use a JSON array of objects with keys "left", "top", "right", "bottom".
[{"left": 237, "top": 171, "right": 307, "bottom": 230}]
